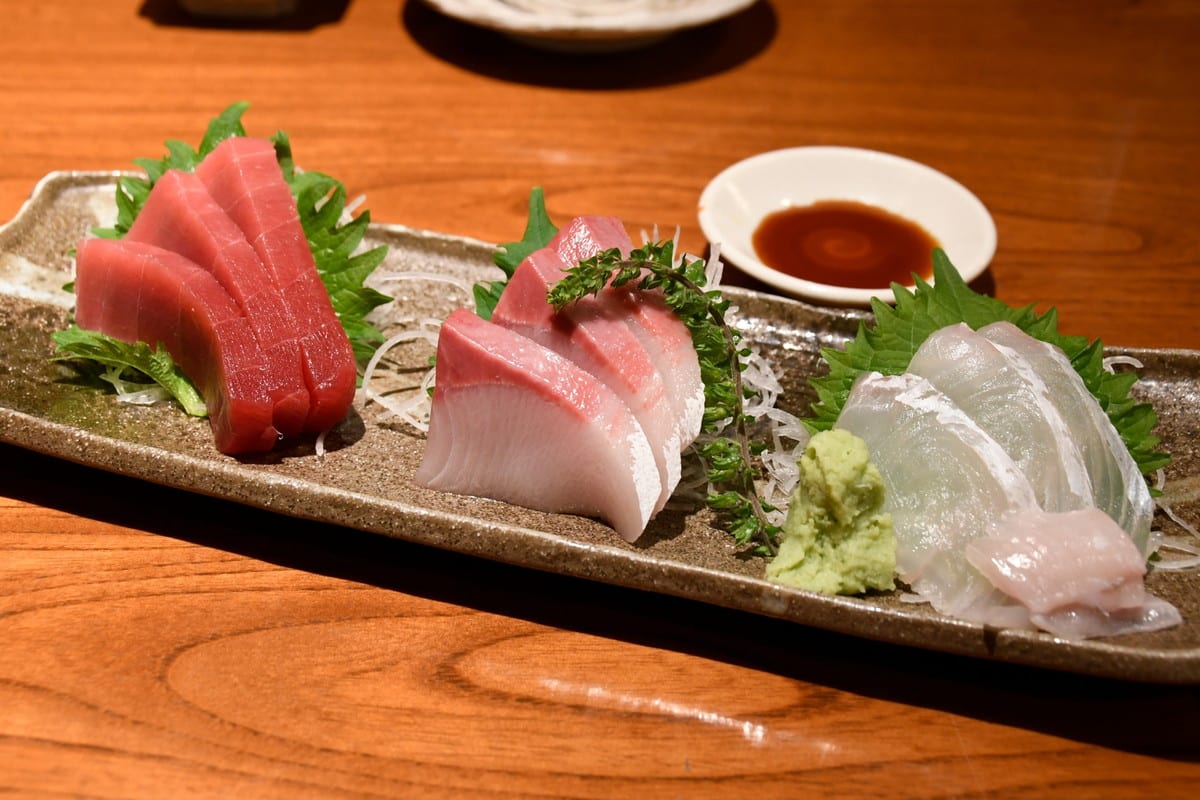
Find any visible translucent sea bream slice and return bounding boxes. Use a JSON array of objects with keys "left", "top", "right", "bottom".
[
  {"left": 965, "top": 507, "right": 1181, "bottom": 639},
  {"left": 837, "top": 364, "right": 1179, "bottom": 639},
  {"left": 908, "top": 323, "right": 1093, "bottom": 513},
  {"left": 415, "top": 309, "right": 661, "bottom": 542},
  {"left": 978, "top": 321, "right": 1154, "bottom": 555},
  {"left": 837, "top": 371, "right": 1039, "bottom": 621}
]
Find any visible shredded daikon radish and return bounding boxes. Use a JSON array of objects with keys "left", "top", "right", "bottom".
[
  {"left": 1147, "top": 453, "right": 1200, "bottom": 570},
  {"left": 1159, "top": 495, "right": 1200, "bottom": 539},
  {"left": 1154, "top": 535, "right": 1200, "bottom": 571},
  {"left": 1103, "top": 354, "right": 1144, "bottom": 372},
  {"left": 359, "top": 322, "right": 441, "bottom": 432},
  {"left": 110, "top": 385, "right": 171, "bottom": 406},
  {"left": 1097, "top": 368, "right": 1200, "bottom": 570},
  {"left": 344, "top": 193, "right": 366, "bottom": 217},
  {"left": 705, "top": 242, "right": 725, "bottom": 288},
  {"left": 100, "top": 370, "right": 199, "bottom": 411},
  {"left": 358, "top": 271, "right": 479, "bottom": 430}
]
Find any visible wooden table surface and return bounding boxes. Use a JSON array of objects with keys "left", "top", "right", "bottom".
[{"left": 2, "top": 1, "right": 1199, "bottom": 797}]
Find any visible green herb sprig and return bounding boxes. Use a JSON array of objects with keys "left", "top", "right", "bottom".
[
  {"left": 548, "top": 242, "right": 781, "bottom": 555},
  {"left": 475, "top": 187, "right": 558, "bottom": 320},
  {"left": 806, "top": 250, "right": 1169, "bottom": 476}
]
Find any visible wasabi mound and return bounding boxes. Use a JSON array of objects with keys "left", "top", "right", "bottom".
[{"left": 766, "top": 429, "right": 896, "bottom": 595}]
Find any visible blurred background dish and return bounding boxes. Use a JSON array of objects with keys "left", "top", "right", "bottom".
[
  {"left": 698, "top": 147, "right": 997, "bottom": 307},
  {"left": 178, "top": 0, "right": 299, "bottom": 17},
  {"left": 418, "top": 0, "right": 757, "bottom": 51}
]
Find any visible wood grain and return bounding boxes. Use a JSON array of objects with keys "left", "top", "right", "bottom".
[{"left": 2, "top": 0, "right": 1200, "bottom": 796}]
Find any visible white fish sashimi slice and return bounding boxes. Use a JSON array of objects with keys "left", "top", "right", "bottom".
[
  {"left": 415, "top": 309, "right": 661, "bottom": 542},
  {"left": 908, "top": 323, "right": 1094, "bottom": 513},
  {"left": 837, "top": 371, "right": 1039, "bottom": 617},
  {"left": 965, "top": 507, "right": 1182, "bottom": 639},
  {"left": 978, "top": 321, "right": 1154, "bottom": 556}
]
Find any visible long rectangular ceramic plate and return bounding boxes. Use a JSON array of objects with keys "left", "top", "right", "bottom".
[{"left": 3, "top": 172, "right": 1198, "bottom": 683}]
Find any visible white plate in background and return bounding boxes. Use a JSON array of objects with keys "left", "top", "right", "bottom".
[{"left": 419, "top": 0, "right": 756, "bottom": 51}]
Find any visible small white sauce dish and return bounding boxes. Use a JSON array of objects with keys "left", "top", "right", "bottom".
[{"left": 697, "top": 146, "right": 998, "bottom": 306}]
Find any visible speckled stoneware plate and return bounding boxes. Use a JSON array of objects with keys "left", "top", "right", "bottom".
[{"left": 3, "top": 172, "right": 1199, "bottom": 683}]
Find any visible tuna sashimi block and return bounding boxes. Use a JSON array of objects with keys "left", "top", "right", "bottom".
[
  {"left": 125, "top": 168, "right": 311, "bottom": 437},
  {"left": 195, "top": 136, "right": 357, "bottom": 432},
  {"left": 416, "top": 309, "right": 661, "bottom": 542},
  {"left": 74, "top": 238, "right": 280, "bottom": 454}
]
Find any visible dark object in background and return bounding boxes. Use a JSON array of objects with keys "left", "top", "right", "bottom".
[{"left": 179, "top": 0, "right": 298, "bottom": 17}]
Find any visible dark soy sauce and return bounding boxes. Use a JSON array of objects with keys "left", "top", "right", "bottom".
[{"left": 752, "top": 200, "right": 939, "bottom": 289}]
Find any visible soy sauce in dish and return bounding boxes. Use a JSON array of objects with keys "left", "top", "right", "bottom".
[{"left": 752, "top": 200, "right": 938, "bottom": 289}]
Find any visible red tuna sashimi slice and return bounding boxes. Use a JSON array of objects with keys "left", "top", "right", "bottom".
[
  {"left": 74, "top": 238, "right": 280, "bottom": 454},
  {"left": 125, "top": 169, "right": 310, "bottom": 437},
  {"left": 195, "top": 136, "right": 356, "bottom": 432},
  {"left": 491, "top": 243, "right": 681, "bottom": 512},
  {"left": 416, "top": 309, "right": 661, "bottom": 542}
]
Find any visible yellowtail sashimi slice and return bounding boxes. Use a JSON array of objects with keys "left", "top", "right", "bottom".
[
  {"left": 491, "top": 225, "right": 681, "bottom": 513},
  {"left": 416, "top": 309, "right": 661, "bottom": 542},
  {"left": 551, "top": 214, "right": 703, "bottom": 451},
  {"left": 601, "top": 286, "right": 704, "bottom": 451}
]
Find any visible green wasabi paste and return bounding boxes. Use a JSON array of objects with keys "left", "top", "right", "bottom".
[{"left": 766, "top": 428, "right": 896, "bottom": 595}]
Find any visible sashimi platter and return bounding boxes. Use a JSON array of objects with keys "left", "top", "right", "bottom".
[{"left": 2, "top": 105, "right": 1198, "bottom": 682}]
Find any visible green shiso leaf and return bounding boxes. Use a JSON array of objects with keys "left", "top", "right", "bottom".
[
  {"left": 805, "top": 249, "right": 1169, "bottom": 476},
  {"left": 51, "top": 326, "right": 207, "bottom": 418},
  {"left": 74, "top": 102, "right": 391, "bottom": 412},
  {"left": 275, "top": 136, "right": 391, "bottom": 365},
  {"left": 94, "top": 101, "right": 250, "bottom": 240},
  {"left": 475, "top": 187, "right": 558, "bottom": 319}
]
